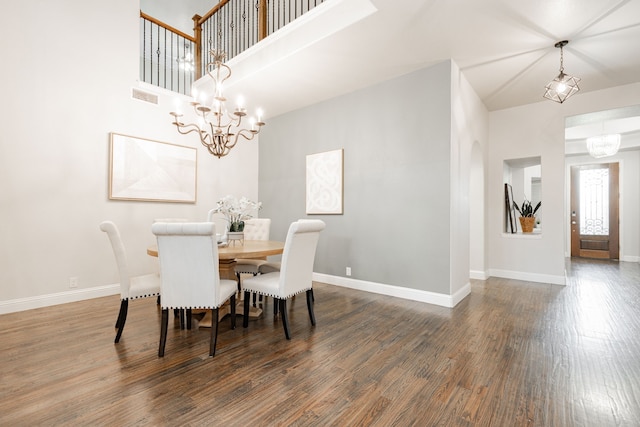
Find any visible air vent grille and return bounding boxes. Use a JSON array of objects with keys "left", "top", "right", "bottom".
[{"left": 132, "top": 88, "right": 158, "bottom": 104}]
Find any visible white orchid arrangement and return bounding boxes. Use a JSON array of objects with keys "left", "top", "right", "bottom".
[{"left": 213, "top": 195, "right": 262, "bottom": 232}]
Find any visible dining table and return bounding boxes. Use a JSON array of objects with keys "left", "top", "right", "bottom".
[{"left": 147, "top": 239, "right": 284, "bottom": 327}]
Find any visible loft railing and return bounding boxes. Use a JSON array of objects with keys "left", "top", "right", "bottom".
[
  {"left": 140, "top": 12, "right": 196, "bottom": 96},
  {"left": 140, "top": 0, "right": 325, "bottom": 95},
  {"left": 195, "top": 0, "right": 325, "bottom": 76}
]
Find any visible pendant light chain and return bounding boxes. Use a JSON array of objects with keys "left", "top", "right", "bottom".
[{"left": 543, "top": 40, "right": 580, "bottom": 104}]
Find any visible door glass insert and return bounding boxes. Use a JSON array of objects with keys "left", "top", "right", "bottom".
[{"left": 579, "top": 168, "right": 609, "bottom": 235}]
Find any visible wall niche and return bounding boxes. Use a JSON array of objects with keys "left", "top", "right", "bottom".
[{"left": 503, "top": 156, "right": 541, "bottom": 234}]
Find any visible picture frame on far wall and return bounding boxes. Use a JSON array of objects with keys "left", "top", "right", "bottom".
[
  {"left": 109, "top": 133, "right": 197, "bottom": 203},
  {"left": 306, "top": 148, "right": 344, "bottom": 215}
]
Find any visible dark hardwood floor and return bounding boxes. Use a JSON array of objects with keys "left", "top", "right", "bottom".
[{"left": 1, "top": 258, "right": 639, "bottom": 426}]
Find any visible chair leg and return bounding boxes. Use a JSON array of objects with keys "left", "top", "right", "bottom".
[
  {"left": 114, "top": 299, "right": 128, "bottom": 343},
  {"left": 280, "top": 299, "right": 291, "bottom": 340},
  {"left": 115, "top": 299, "right": 127, "bottom": 328},
  {"left": 310, "top": 288, "right": 315, "bottom": 302},
  {"left": 179, "top": 309, "right": 186, "bottom": 330},
  {"left": 230, "top": 295, "right": 236, "bottom": 329},
  {"left": 236, "top": 272, "right": 242, "bottom": 293},
  {"left": 243, "top": 291, "right": 251, "bottom": 328},
  {"left": 306, "top": 289, "right": 316, "bottom": 326},
  {"left": 159, "top": 308, "right": 169, "bottom": 357},
  {"left": 210, "top": 308, "right": 219, "bottom": 357},
  {"left": 251, "top": 273, "right": 258, "bottom": 307},
  {"left": 274, "top": 297, "right": 279, "bottom": 316}
]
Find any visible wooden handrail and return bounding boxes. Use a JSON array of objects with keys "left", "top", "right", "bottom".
[
  {"left": 139, "top": 11, "right": 196, "bottom": 42},
  {"left": 196, "top": 0, "right": 232, "bottom": 26},
  {"left": 258, "top": 0, "right": 268, "bottom": 40},
  {"left": 192, "top": 14, "right": 203, "bottom": 79}
]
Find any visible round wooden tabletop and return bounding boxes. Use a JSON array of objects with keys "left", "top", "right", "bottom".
[{"left": 147, "top": 240, "right": 284, "bottom": 260}]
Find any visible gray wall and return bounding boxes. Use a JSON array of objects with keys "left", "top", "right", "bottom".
[{"left": 259, "top": 61, "right": 453, "bottom": 294}]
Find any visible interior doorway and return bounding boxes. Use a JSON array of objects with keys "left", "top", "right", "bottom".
[{"left": 570, "top": 163, "right": 619, "bottom": 259}]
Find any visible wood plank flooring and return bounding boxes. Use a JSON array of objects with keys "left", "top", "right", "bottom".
[{"left": 1, "top": 258, "right": 639, "bottom": 426}]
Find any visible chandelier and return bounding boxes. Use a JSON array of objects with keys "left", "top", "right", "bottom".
[
  {"left": 170, "top": 49, "right": 265, "bottom": 158},
  {"left": 177, "top": 43, "right": 194, "bottom": 72},
  {"left": 543, "top": 40, "right": 581, "bottom": 104},
  {"left": 586, "top": 134, "right": 621, "bottom": 158}
]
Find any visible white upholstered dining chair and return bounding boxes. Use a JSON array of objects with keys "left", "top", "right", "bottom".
[
  {"left": 257, "top": 219, "right": 318, "bottom": 310},
  {"left": 242, "top": 219, "right": 325, "bottom": 339},
  {"left": 100, "top": 221, "right": 161, "bottom": 344},
  {"left": 257, "top": 219, "right": 319, "bottom": 276},
  {"left": 152, "top": 222, "right": 238, "bottom": 357}
]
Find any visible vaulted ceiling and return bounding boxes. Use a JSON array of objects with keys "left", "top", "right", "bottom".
[{"left": 219, "top": 0, "right": 640, "bottom": 118}]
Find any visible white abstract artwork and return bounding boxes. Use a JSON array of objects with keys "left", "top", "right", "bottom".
[
  {"left": 306, "top": 149, "right": 343, "bottom": 214},
  {"left": 109, "top": 133, "right": 197, "bottom": 203}
]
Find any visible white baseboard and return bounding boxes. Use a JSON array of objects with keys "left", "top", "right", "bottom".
[
  {"left": 621, "top": 255, "right": 640, "bottom": 263},
  {"left": 2, "top": 266, "right": 573, "bottom": 315},
  {"left": 312, "top": 273, "right": 470, "bottom": 308},
  {"left": 470, "top": 270, "right": 488, "bottom": 280},
  {"left": 451, "top": 282, "right": 471, "bottom": 307},
  {"left": 488, "top": 269, "right": 566, "bottom": 286},
  {"left": 0, "top": 284, "right": 120, "bottom": 315}
]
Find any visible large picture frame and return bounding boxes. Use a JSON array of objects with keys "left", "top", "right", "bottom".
[
  {"left": 306, "top": 148, "right": 344, "bottom": 215},
  {"left": 504, "top": 183, "right": 516, "bottom": 233},
  {"left": 109, "top": 133, "right": 197, "bottom": 203}
]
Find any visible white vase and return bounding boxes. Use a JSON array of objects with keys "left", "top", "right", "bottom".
[{"left": 227, "top": 231, "right": 244, "bottom": 246}]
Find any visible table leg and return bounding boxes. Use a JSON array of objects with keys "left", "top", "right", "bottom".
[{"left": 197, "top": 305, "right": 231, "bottom": 328}]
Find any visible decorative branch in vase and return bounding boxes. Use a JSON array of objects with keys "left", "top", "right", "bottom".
[{"left": 513, "top": 199, "right": 541, "bottom": 233}]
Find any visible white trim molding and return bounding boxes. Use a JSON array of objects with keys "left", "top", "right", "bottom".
[
  {"left": 0, "top": 284, "right": 119, "bottom": 315},
  {"left": 313, "top": 273, "right": 470, "bottom": 308},
  {"left": 470, "top": 269, "right": 489, "bottom": 280},
  {"left": 488, "top": 268, "right": 566, "bottom": 285}
]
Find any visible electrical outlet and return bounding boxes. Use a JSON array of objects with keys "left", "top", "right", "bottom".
[
  {"left": 346, "top": 267, "right": 351, "bottom": 276},
  {"left": 69, "top": 277, "right": 78, "bottom": 288}
]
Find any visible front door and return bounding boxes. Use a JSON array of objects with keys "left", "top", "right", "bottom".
[{"left": 570, "top": 163, "right": 619, "bottom": 259}]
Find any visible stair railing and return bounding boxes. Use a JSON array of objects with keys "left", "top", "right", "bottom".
[
  {"left": 140, "top": 11, "right": 196, "bottom": 96},
  {"left": 140, "top": 0, "right": 325, "bottom": 94}
]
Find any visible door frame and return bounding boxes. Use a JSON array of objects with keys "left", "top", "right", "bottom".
[{"left": 569, "top": 162, "right": 620, "bottom": 260}]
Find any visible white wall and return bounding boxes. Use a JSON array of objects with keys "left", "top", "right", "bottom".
[
  {"left": 450, "top": 61, "right": 489, "bottom": 293},
  {"left": 469, "top": 142, "right": 486, "bottom": 279},
  {"left": 488, "top": 83, "right": 640, "bottom": 284},
  {"left": 0, "top": 0, "right": 257, "bottom": 312}
]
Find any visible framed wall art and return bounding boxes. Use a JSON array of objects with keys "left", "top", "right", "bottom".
[
  {"left": 504, "top": 183, "right": 516, "bottom": 233},
  {"left": 306, "top": 148, "right": 344, "bottom": 215},
  {"left": 109, "top": 133, "right": 197, "bottom": 203}
]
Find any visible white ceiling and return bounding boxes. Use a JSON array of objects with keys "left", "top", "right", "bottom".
[
  {"left": 565, "top": 104, "right": 640, "bottom": 154},
  {"left": 215, "top": 0, "right": 640, "bottom": 119}
]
